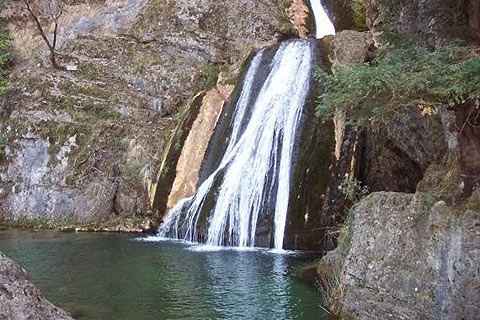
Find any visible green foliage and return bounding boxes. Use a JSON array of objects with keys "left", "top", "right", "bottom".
[
  {"left": 339, "top": 175, "right": 368, "bottom": 202},
  {"left": 351, "top": 0, "right": 367, "bottom": 30},
  {"left": 316, "top": 37, "right": 480, "bottom": 125},
  {"left": 0, "top": 132, "right": 6, "bottom": 162},
  {"left": 0, "top": 18, "right": 11, "bottom": 96},
  {"left": 198, "top": 63, "right": 220, "bottom": 90}
]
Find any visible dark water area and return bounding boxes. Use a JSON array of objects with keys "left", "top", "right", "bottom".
[{"left": 0, "top": 230, "right": 327, "bottom": 320}]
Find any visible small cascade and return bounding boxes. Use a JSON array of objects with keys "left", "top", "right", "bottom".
[
  {"left": 158, "top": 2, "right": 335, "bottom": 250},
  {"left": 309, "top": 0, "right": 335, "bottom": 39}
]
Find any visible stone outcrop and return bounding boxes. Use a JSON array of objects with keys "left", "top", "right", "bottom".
[
  {"left": 365, "top": 0, "right": 470, "bottom": 46},
  {"left": 336, "top": 192, "right": 479, "bottom": 320},
  {"left": 330, "top": 30, "right": 372, "bottom": 66},
  {"left": 166, "top": 85, "right": 233, "bottom": 209},
  {"left": 0, "top": 0, "right": 289, "bottom": 227},
  {"left": 310, "top": 4, "right": 480, "bottom": 318},
  {"left": 361, "top": 109, "right": 447, "bottom": 192},
  {"left": 287, "top": 0, "right": 310, "bottom": 38},
  {"left": 0, "top": 252, "right": 74, "bottom": 320}
]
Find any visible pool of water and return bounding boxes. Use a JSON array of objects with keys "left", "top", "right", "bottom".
[{"left": 0, "top": 230, "right": 326, "bottom": 320}]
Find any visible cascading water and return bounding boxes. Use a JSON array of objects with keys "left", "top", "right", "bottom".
[
  {"left": 158, "top": 3, "right": 335, "bottom": 250},
  {"left": 309, "top": 0, "right": 336, "bottom": 39}
]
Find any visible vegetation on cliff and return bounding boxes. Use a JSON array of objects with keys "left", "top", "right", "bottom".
[
  {"left": 316, "top": 36, "right": 480, "bottom": 125},
  {"left": 0, "top": 17, "right": 10, "bottom": 96}
]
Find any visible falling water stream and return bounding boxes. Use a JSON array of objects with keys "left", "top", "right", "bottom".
[
  {"left": 158, "top": 1, "right": 335, "bottom": 250},
  {"left": 310, "top": 0, "right": 336, "bottom": 39},
  {"left": 159, "top": 40, "right": 315, "bottom": 249}
]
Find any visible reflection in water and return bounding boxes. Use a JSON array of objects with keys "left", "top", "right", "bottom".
[{"left": 0, "top": 230, "right": 327, "bottom": 320}]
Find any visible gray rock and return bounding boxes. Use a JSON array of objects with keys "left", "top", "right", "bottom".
[
  {"left": 339, "top": 192, "right": 480, "bottom": 320},
  {"left": 365, "top": 0, "right": 470, "bottom": 46},
  {"left": 362, "top": 109, "right": 448, "bottom": 192},
  {"left": 0, "top": 252, "right": 74, "bottom": 320},
  {"left": 0, "top": 134, "right": 116, "bottom": 224},
  {"left": 331, "top": 30, "right": 372, "bottom": 66},
  {"left": 1, "top": 0, "right": 287, "bottom": 227}
]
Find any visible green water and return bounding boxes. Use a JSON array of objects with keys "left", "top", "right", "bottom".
[{"left": 0, "top": 230, "right": 326, "bottom": 320}]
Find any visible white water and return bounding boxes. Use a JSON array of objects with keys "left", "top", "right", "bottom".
[
  {"left": 159, "top": 40, "right": 314, "bottom": 249},
  {"left": 310, "top": 0, "right": 335, "bottom": 39}
]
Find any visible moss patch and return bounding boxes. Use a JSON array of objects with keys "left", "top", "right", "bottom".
[
  {"left": 351, "top": 0, "right": 367, "bottom": 30},
  {"left": 0, "top": 14, "right": 11, "bottom": 96}
]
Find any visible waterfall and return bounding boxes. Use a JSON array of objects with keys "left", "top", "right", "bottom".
[
  {"left": 159, "top": 40, "right": 315, "bottom": 249},
  {"left": 309, "top": 0, "right": 335, "bottom": 39},
  {"left": 158, "top": 3, "right": 335, "bottom": 250}
]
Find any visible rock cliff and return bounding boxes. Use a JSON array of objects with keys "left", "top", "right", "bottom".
[
  {"left": 0, "top": 0, "right": 291, "bottom": 228},
  {"left": 339, "top": 192, "right": 479, "bottom": 320},
  {"left": 309, "top": 1, "right": 480, "bottom": 319}
]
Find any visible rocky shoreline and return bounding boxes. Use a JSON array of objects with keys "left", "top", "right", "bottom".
[
  {"left": 1, "top": 216, "right": 157, "bottom": 234},
  {"left": 0, "top": 252, "right": 74, "bottom": 320}
]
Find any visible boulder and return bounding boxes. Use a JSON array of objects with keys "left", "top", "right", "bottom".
[
  {"left": 0, "top": 252, "right": 74, "bottom": 320},
  {"left": 337, "top": 192, "right": 480, "bottom": 320}
]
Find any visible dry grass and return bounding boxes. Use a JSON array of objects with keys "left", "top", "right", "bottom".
[
  {"left": 316, "top": 262, "right": 346, "bottom": 319},
  {"left": 10, "top": 22, "right": 43, "bottom": 59}
]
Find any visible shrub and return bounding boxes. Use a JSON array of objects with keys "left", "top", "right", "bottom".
[
  {"left": 198, "top": 63, "right": 220, "bottom": 90},
  {"left": 351, "top": 0, "right": 367, "bottom": 30},
  {"left": 316, "top": 36, "right": 480, "bottom": 126},
  {"left": 0, "top": 133, "right": 6, "bottom": 162},
  {"left": 339, "top": 175, "right": 368, "bottom": 202}
]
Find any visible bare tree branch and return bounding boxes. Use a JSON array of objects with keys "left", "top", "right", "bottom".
[{"left": 22, "top": 0, "right": 64, "bottom": 69}]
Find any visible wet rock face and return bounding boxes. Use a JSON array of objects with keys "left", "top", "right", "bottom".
[
  {"left": 0, "top": 252, "right": 74, "bottom": 320},
  {"left": 340, "top": 192, "right": 480, "bottom": 320},
  {"left": 321, "top": 0, "right": 357, "bottom": 31}
]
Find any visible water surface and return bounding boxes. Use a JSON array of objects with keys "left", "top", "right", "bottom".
[{"left": 0, "top": 230, "right": 326, "bottom": 320}]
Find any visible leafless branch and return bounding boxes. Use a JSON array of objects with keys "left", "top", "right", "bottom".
[{"left": 22, "top": 0, "right": 65, "bottom": 69}]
